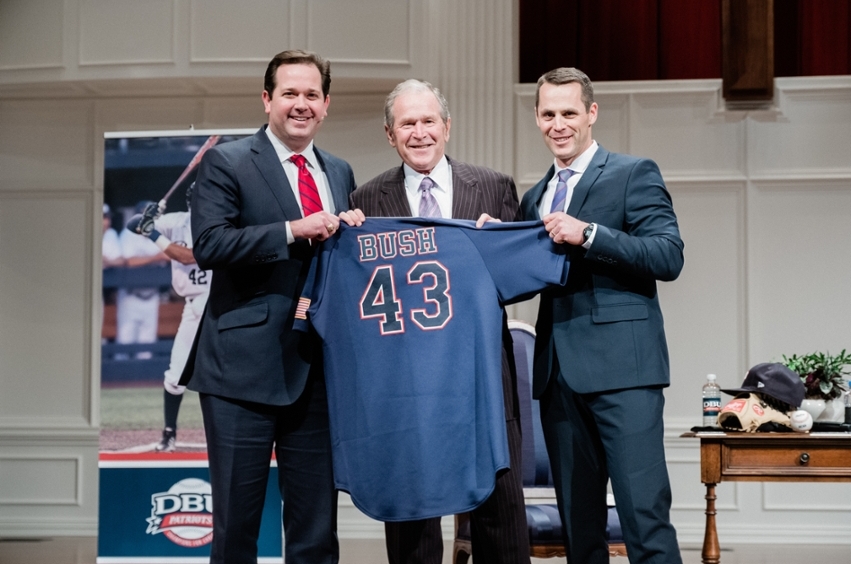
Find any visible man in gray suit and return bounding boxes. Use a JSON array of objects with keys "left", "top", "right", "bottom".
[
  {"left": 350, "top": 79, "right": 530, "bottom": 564},
  {"left": 520, "top": 67, "right": 684, "bottom": 564},
  {"left": 181, "top": 50, "right": 362, "bottom": 564}
]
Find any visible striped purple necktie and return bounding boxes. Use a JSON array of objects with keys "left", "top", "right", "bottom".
[
  {"left": 549, "top": 168, "right": 575, "bottom": 214},
  {"left": 418, "top": 176, "right": 442, "bottom": 218}
]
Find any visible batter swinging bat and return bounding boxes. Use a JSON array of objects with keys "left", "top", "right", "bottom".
[{"left": 156, "top": 134, "right": 221, "bottom": 214}]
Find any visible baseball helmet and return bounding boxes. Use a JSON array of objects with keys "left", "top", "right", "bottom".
[{"left": 135, "top": 200, "right": 156, "bottom": 214}]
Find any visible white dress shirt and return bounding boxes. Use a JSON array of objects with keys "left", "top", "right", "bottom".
[
  {"left": 540, "top": 141, "right": 599, "bottom": 248},
  {"left": 403, "top": 156, "right": 453, "bottom": 219},
  {"left": 264, "top": 126, "right": 334, "bottom": 244}
]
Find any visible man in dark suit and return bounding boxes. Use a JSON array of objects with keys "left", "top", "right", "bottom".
[
  {"left": 520, "top": 67, "right": 684, "bottom": 564},
  {"left": 350, "top": 79, "right": 530, "bottom": 564},
  {"left": 180, "top": 50, "right": 362, "bottom": 564}
]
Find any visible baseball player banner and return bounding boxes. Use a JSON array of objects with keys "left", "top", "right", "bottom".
[
  {"left": 101, "top": 129, "right": 252, "bottom": 456},
  {"left": 101, "top": 129, "right": 284, "bottom": 562}
]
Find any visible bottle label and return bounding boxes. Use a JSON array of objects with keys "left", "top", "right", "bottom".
[{"left": 703, "top": 398, "right": 721, "bottom": 415}]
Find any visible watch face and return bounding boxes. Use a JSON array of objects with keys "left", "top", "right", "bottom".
[{"left": 583, "top": 225, "right": 593, "bottom": 239}]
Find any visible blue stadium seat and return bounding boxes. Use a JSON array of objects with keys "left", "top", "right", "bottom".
[{"left": 453, "top": 321, "right": 626, "bottom": 563}]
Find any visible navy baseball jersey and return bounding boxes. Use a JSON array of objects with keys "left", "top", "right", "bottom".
[{"left": 295, "top": 218, "right": 568, "bottom": 521}]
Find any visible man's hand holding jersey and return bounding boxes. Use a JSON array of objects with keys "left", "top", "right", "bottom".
[{"left": 290, "top": 208, "right": 365, "bottom": 242}]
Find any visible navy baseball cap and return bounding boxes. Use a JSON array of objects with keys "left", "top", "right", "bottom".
[{"left": 721, "top": 362, "right": 805, "bottom": 409}]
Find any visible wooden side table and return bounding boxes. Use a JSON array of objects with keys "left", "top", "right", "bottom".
[{"left": 682, "top": 431, "right": 851, "bottom": 564}]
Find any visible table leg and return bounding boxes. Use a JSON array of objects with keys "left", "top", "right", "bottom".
[{"left": 702, "top": 483, "right": 720, "bottom": 564}]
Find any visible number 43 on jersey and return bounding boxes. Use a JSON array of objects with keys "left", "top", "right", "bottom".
[{"left": 360, "top": 261, "right": 453, "bottom": 335}]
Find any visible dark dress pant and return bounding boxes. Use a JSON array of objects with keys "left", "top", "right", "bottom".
[
  {"left": 384, "top": 417, "right": 530, "bottom": 564},
  {"left": 540, "top": 376, "right": 682, "bottom": 564},
  {"left": 200, "top": 373, "right": 338, "bottom": 564}
]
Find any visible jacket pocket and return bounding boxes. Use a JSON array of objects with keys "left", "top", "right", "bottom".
[
  {"left": 217, "top": 302, "right": 269, "bottom": 331},
  {"left": 591, "top": 303, "right": 648, "bottom": 324}
]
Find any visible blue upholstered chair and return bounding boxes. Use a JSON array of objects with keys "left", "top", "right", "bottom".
[{"left": 453, "top": 321, "right": 626, "bottom": 563}]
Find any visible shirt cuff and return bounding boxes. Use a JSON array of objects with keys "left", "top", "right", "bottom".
[{"left": 286, "top": 221, "right": 295, "bottom": 245}]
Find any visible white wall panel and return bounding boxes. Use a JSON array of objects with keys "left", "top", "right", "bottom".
[
  {"left": 591, "top": 93, "right": 629, "bottom": 155},
  {"left": 78, "top": 0, "right": 175, "bottom": 66},
  {"left": 661, "top": 182, "right": 746, "bottom": 417},
  {"left": 763, "top": 482, "right": 851, "bottom": 511},
  {"left": 0, "top": 0, "right": 64, "bottom": 70},
  {"left": 631, "top": 90, "right": 745, "bottom": 178},
  {"left": 0, "top": 100, "right": 94, "bottom": 189},
  {"left": 513, "top": 84, "right": 553, "bottom": 189},
  {"left": 750, "top": 80, "right": 851, "bottom": 178},
  {"left": 748, "top": 179, "right": 851, "bottom": 362},
  {"left": 202, "top": 95, "right": 268, "bottom": 129},
  {"left": 0, "top": 194, "right": 92, "bottom": 427},
  {"left": 189, "top": 0, "right": 292, "bottom": 62},
  {"left": 0, "top": 456, "right": 80, "bottom": 505},
  {"left": 0, "top": 0, "right": 425, "bottom": 88},
  {"left": 307, "top": 0, "right": 410, "bottom": 64},
  {"left": 96, "top": 98, "right": 206, "bottom": 134},
  {"left": 0, "top": 443, "right": 98, "bottom": 536}
]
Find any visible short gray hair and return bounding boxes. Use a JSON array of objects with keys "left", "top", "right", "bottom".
[
  {"left": 384, "top": 79, "right": 450, "bottom": 130},
  {"left": 535, "top": 67, "right": 594, "bottom": 111}
]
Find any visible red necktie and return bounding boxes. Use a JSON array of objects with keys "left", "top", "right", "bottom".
[{"left": 290, "top": 154, "right": 322, "bottom": 216}]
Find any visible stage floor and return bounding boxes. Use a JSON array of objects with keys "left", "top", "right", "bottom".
[{"left": 1, "top": 537, "right": 849, "bottom": 564}]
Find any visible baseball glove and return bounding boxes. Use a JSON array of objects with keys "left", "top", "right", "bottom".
[{"left": 718, "top": 393, "right": 792, "bottom": 432}]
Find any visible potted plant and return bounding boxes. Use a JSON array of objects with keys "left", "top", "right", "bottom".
[{"left": 782, "top": 350, "right": 851, "bottom": 421}]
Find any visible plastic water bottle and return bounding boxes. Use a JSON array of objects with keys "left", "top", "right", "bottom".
[
  {"left": 702, "top": 374, "right": 721, "bottom": 427},
  {"left": 844, "top": 381, "right": 851, "bottom": 424}
]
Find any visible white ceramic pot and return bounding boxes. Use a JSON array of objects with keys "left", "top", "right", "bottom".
[
  {"left": 799, "top": 398, "right": 826, "bottom": 421},
  {"left": 817, "top": 397, "right": 845, "bottom": 422}
]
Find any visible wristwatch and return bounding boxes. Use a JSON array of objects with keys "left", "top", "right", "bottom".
[{"left": 582, "top": 223, "right": 595, "bottom": 244}]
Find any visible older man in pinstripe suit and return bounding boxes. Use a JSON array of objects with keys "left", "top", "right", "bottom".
[{"left": 349, "top": 79, "right": 530, "bottom": 564}]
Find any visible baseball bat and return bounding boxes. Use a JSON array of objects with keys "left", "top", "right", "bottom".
[{"left": 158, "top": 134, "right": 221, "bottom": 211}]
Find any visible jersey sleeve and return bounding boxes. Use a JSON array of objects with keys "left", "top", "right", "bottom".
[
  {"left": 293, "top": 236, "right": 334, "bottom": 334},
  {"left": 463, "top": 220, "right": 568, "bottom": 304},
  {"left": 153, "top": 211, "right": 183, "bottom": 240}
]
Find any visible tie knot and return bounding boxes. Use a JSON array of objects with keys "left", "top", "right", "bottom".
[
  {"left": 557, "top": 168, "right": 574, "bottom": 183},
  {"left": 418, "top": 176, "right": 435, "bottom": 193},
  {"left": 290, "top": 154, "right": 307, "bottom": 168}
]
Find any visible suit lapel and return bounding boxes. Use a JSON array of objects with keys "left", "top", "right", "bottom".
[
  {"left": 379, "top": 166, "right": 413, "bottom": 217},
  {"left": 565, "top": 145, "right": 607, "bottom": 218},
  {"left": 448, "top": 157, "right": 483, "bottom": 220},
  {"left": 251, "top": 129, "right": 303, "bottom": 220},
  {"left": 525, "top": 165, "right": 556, "bottom": 220},
  {"left": 315, "top": 147, "right": 348, "bottom": 213}
]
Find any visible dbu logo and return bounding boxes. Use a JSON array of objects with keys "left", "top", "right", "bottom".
[{"left": 145, "top": 478, "right": 213, "bottom": 548}]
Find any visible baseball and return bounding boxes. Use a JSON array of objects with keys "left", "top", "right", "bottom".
[{"left": 790, "top": 410, "right": 813, "bottom": 432}]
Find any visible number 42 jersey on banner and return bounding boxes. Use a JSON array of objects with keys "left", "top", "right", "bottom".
[{"left": 295, "top": 218, "right": 568, "bottom": 522}]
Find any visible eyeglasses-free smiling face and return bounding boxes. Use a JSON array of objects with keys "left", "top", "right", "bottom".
[
  {"left": 386, "top": 89, "right": 451, "bottom": 174},
  {"left": 262, "top": 63, "right": 330, "bottom": 153},
  {"left": 535, "top": 81, "right": 598, "bottom": 168}
]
